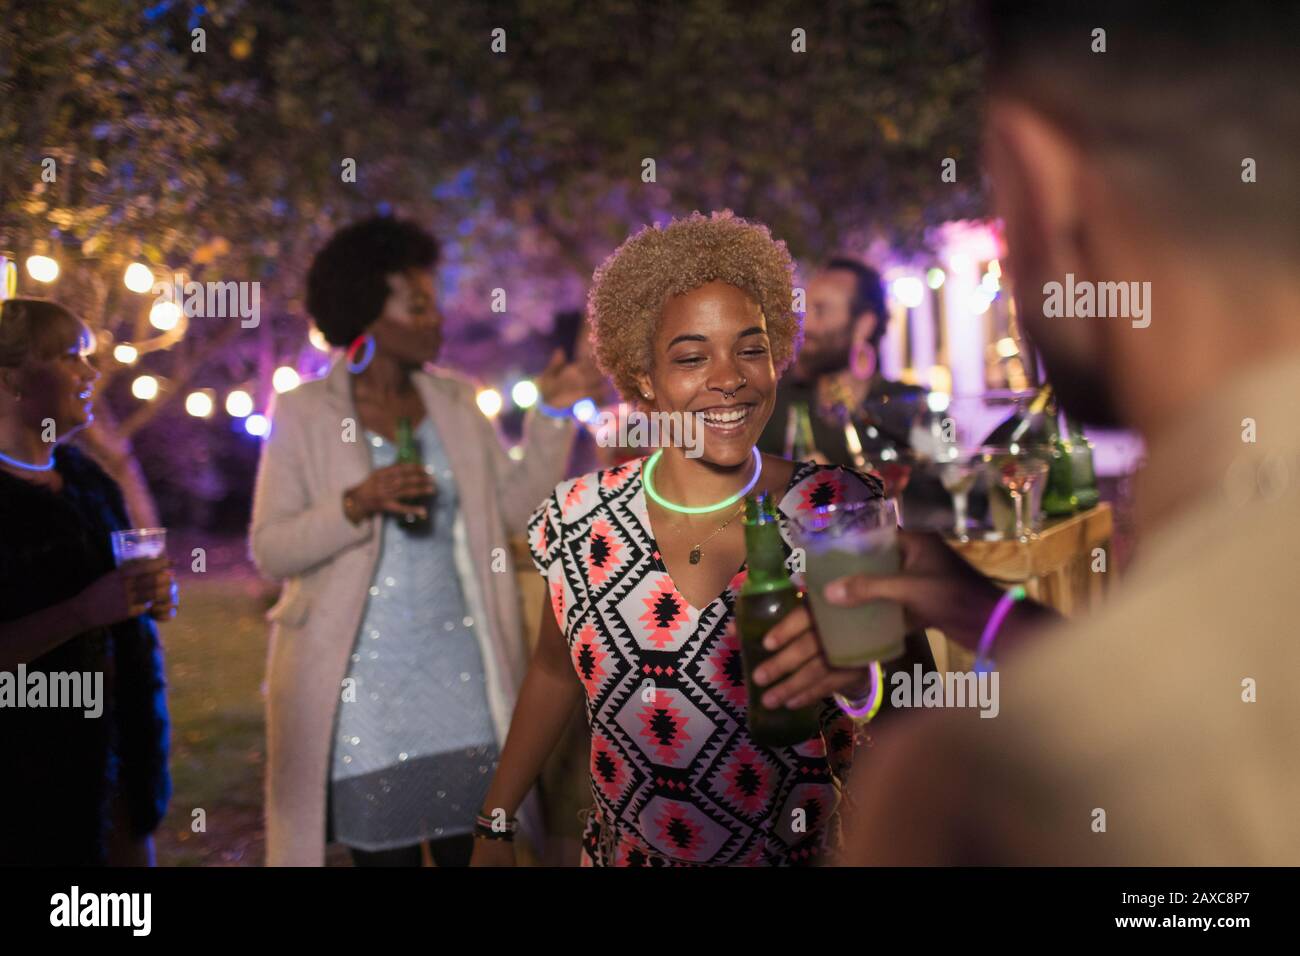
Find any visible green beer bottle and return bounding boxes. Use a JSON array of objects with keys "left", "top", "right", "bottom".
[
  {"left": 736, "top": 491, "right": 822, "bottom": 747},
  {"left": 394, "top": 417, "right": 433, "bottom": 536},
  {"left": 1041, "top": 399, "right": 1078, "bottom": 517},
  {"left": 784, "top": 400, "right": 821, "bottom": 461},
  {"left": 1062, "top": 413, "right": 1100, "bottom": 510}
]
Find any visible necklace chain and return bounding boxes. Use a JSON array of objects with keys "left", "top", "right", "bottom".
[{"left": 685, "top": 503, "right": 746, "bottom": 565}]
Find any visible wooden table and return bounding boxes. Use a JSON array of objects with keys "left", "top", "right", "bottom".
[
  {"left": 931, "top": 503, "right": 1114, "bottom": 671},
  {"left": 952, "top": 503, "right": 1114, "bottom": 617}
]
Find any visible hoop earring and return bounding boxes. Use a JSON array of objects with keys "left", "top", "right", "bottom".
[{"left": 346, "top": 333, "right": 376, "bottom": 374}]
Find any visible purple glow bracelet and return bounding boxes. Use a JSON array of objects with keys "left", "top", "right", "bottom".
[{"left": 974, "top": 584, "right": 1026, "bottom": 674}]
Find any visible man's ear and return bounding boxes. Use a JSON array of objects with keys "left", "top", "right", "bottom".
[
  {"left": 849, "top": 312, "right": 879, "bottom": 379},
  {"left": 852, "top": 310, "right": 879, "bottom": 347},
  {"left": 984, "top": 100, "right": 1089, "bottom": 299}
]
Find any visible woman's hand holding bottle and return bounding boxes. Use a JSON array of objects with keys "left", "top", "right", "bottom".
[{"left": 344, "top": 464, "right": 437, "bottom": 523}]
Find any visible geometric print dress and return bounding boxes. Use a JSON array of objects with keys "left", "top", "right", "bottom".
[{"left": 526, "top": 456, "right": 885, "bottom": 865}]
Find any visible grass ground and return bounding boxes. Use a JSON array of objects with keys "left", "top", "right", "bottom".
[
  {"left": 152, "top": 571, "right": 277, "bottom": 866},
  {"left": 151, "top": 538, "right": 584, "bottom": 867}
]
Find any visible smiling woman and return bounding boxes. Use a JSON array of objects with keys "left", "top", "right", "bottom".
[
  {"left": 587, "top": 210, "right": 800, "bottom": 404},
  {"left": 473, "top": 212, "right": 887, "bottom": 867},
  {"left": 0, "top": 297, "right": 176, "bottom": 865}
]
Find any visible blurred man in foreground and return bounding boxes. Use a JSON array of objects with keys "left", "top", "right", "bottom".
[{"left": 766, "top": 0, "right": 1300, "bottom": 864}]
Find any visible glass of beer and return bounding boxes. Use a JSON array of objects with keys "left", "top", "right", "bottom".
[
  {"left": 111, "top": 527, "right": 168, "bottom": 565},
  {"left": 789, "top": 498, "right": 905, "bottom": 668}
]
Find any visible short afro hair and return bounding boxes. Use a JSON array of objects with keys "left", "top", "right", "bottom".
[
  {"left": 587, "top": 210, "right": 800, "bottom": 401},
  {"left": 306, "top": 216, "right": 439, "bottom": 346}
]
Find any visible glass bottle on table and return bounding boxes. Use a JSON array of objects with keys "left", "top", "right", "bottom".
[
  {"left": 1063, "top": 413, "right": 1100, "bottom": 510},
  {"left": 735, "top": 492, "right": 822, "bottom": 748},
  {"left": 785, "top": 400, "right": 822, "bottom": 462},
  {"left": 394, "top": 416, "right": 434, "bottom": 537},
  {"left": 984, "top": 384, "right": 1054, "bottom": 446},
  {"left": 1040, "top": 399, "right": 1078, "bottom": 518}
]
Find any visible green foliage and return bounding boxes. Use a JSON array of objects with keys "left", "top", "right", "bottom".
[{"left": 1, "top": 0, "right": 984, "bottom": 391}]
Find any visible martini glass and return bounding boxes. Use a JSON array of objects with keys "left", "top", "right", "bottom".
[{"left": 981, "top": 446, "right": 1049, "bottom": 541}]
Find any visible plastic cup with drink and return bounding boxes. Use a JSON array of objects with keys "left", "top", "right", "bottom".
[{"left": 789, "top": 498, "right": 906, "bottom": 668}]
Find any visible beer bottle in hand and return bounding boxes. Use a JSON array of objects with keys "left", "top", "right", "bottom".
[
  {"left": 736, "top": 491, "right": 822, "bottom": 747},
  {"left": 395, "top": 417, "right": 433, "bottom": 536}
]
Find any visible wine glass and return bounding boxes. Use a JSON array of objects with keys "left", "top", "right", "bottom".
[
  {"left": 981, "top": 446, "right": 1049, "bottom": 541},
  {"left": 873, "top": 448, "right": 912, "bottom": 528},
  {"left": 938, "top": 456, "right": 981, "bottom": 541}
]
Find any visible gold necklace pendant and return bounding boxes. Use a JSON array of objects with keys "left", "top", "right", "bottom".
[{"left": 687, "top": 504, "right": 745, "bottom": 564}]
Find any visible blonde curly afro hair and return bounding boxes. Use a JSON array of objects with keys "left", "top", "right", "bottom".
[{"left": 586, "top": 210, "right": 801, "bottom": 401}]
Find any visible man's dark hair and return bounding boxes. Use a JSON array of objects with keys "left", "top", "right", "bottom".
[
  {"left": 306, "top": 216, "right": 440, "bottom": 346},
  {"left": 825, "top": 257, "right": 888, "bottom": 350},
  {"left": 980, "top": 0, "right": 1300, "bottom": 250}
]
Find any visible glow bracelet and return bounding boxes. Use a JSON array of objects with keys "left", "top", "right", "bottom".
[
  {"left": 973, "top": 584, "right": 1026, "bottom": 674},
  {"left": 833, "top": 660, "right": 885, "bottom": 722}
]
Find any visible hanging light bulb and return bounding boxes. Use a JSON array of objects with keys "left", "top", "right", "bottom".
[
  {"left": 124, "top": 262, "right": 155, "bottom": 293},
  {"left": 185, "top": 391, "right": 214, "bottom": 418},
  {"left": 25, "top": 255, "right": 60, "bottom": 283},
  {"left": 226, "top": 389, "right": 254, "bottom": 418},
  {"left": 132, "top": 375, "right": 160, "bottom": 401}
]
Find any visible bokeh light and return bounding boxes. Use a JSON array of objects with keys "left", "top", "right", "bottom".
[
  {"left": 272, "top": 366, "right": 301, "bottom": 393},
  {"left": 185, "top": 391, "right": 215, "bottom": 418},
  {"left": 124, "top": 262, "right": 155, "bottom": 293},
  {"left": 132, "top": 375, "right": 160, "bottom": 400},
  {"left": 25, "top": 255, "right": 59, "bottom": 283},
  {"left": 225, "top": 389, "right": 254, "bottom": 418},
  {"left": 476, "top": 387, "right": 503, "bottom": 418}
]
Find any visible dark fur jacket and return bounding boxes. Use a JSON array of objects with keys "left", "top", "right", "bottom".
[{"left": 0, "top": 443, "right": 171, "bottom": 865}]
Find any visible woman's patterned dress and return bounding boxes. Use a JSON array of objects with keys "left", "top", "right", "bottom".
[{"left": 527, "top": 456, "right": 882, "bottom": 865}]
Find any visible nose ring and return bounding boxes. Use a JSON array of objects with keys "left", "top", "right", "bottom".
[{"left": 719, "top": 378, "right": 747, "bottom": 400}]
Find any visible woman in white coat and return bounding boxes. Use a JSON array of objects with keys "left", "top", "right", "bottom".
[{"left": 249, "top": 217, "right": 599, "bottom": 865}]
